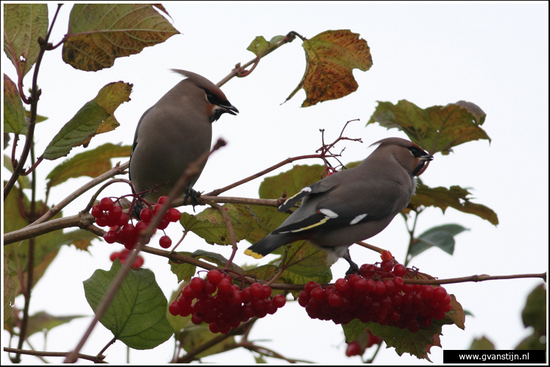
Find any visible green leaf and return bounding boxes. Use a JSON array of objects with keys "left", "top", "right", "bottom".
[
  {"left": 180, "top": 204, "right": 260, "bottom": 246},
  {"left": 25, "top": 311, "right": 86, "bottom": 337},
  {"left": 46, "top": 143, "right": 131, "bottom": 189},
  {"left": 3, "top": 74, "right": 27, "bottom": 134},
  {"left": 246, "top": 35, "right": 285, "bottom": 57},
  {"left": 342, "top": 318, "right": 369, "bottom": 343},
  {"left": 521, "top": 284, "right": 546, "bottom": 336},
  {"left": 3, "top": 4, "right": 49, "bottom": 77},
  {"left": 410, "top": 180, "right": 499, "bottom": 225},
  {"left": 83, "top": 259, "right": 173, "bottom": 349},
  {"left": 43, "top": 82, "right": 132, "bottom": 160},
  {"left": 286, "top": 30, "right": 372, "bottom": 107},
  {"left": 367, "top": 100, "right": 490, "bottom": 154},
  {"left": 63, "top": 4, "right": 180, "bottom": 71},
  {"left": 469, "top": 336, "right": 495, "bottom": 350},
  {"left": 411, "top": 223, "right": 469, "bottom": 258}
]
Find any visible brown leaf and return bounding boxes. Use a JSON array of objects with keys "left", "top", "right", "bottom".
[
  {"left": 62, "top": 4, "right": 179, "bottom": 71},
  {"left": 286, "top": 30, "right": 372, "bottom": 107}
]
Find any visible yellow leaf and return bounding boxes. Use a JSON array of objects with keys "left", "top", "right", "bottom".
[{"left": 287, "top": 30, "right": 372, "bottom": 107}]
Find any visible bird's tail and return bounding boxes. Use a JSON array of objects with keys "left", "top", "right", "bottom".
[{"left": 245, "top": 234, "right": 289, "bottom": 259}]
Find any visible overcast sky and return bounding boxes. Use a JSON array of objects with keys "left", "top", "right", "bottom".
[{"left": 2, "top": 1, "right": 548, "bottom": 365}]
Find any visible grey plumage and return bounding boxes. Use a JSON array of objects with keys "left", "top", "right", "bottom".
[
  {"left": 245, "top": 137, "right": 433, "bottom": 272},
  {"left": 129, "top": 70, "right": 238, "bottom": 217}
]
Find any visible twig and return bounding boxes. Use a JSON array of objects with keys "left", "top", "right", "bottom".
[
  {"left": 32, "top": 161, "right": 128, "bottom": 227},
  {"left": 3, "top": 347, "right": 106, "bottom": 363},
  {"left": 205, "top": 154, "right": 335, "bottom": 197},
  {"left": 4, "top": 196, "right": 278, "bottom": 246},
  {"left": 216, "top": 31, "right": 297, "bottom": 88}
]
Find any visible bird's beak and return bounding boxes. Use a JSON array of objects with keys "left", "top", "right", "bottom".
[
  {"left": 419, "top": 153, "right": 434, "bottom": 162},
  {"left": 223, "top": 104, "right": 239, "bottom": 116},
  {"left": 416, "top": 153, "right": 433, "bottom": 176}
]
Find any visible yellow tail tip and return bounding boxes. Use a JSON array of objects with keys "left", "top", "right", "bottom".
[{"left": 244, "top": 248, "right": 264, "bottom": 259}]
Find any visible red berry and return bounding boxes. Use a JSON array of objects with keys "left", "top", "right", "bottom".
[
  {"left": 272, "top": 294, "right": 286, "bottom": 308},
  {"left": 95, "top": 213, "right": 109, "bottom": 227},
  {"left": 433, "top": 286, "right": 447, "bottom": 300},
  {"left": 327, "top": 292, "right": 343, "bottom": 307},
  {"left": 132, "top": 256, "right": 144, "bottom": 268},
  {"left": 207, "top": 270, "right": 224, "bottom": 284},
  {"left": 190, "top": 277, "right": 205, "bottom": 293},
  {"left": 335, "top": 278, "right": 350, "bottom": 293},
  {"left": 218, "top": 278, "right": 232, "bottom": 293},
  {"left": 421, "top": 285, "right": 435, "bottom": 298},
  {"left": 250, "top": 283, "right": 264, "bottom": 299},
  {"left": 140, "top": 208, "right": 153, "bottom": 223},
  {"left": 169, "top": 301, "right": 180, "bottom": 316},
  {"left": 393, "top": 264, "right": 407, "bottom": 277},
  {"left": 99, "top": 197, "right": 114, "bottom": 211},
  {"left": 261, "top": 284, "right": 272, "bottom": 299},
  {"left": 345, "top": 341, "right": 361, "bottom": 357},
  {"left": 159, "top": 235, "right": 172, "bottom": 248},
  {"left": 156, "top": 217, "right": 170, "bottom": 230},
  {"left": 157, "top": 196, "right": 169, "bottom": 205},
  {"left": 117, "top": 213, "right": 129, "bottom": 227},
  {"left": 91, "top": 205, "right": 103, "bottom": 218},
  {"left": 108, "top": 205, "right": 122, "bottom": 221},
  {"left": 103, "top": 230, "right": 119, "bottom": 244},
  {"left": 167, "top": 208, "right": 182, "bottom": 222}
]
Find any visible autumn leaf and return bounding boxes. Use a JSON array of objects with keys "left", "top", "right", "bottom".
[
  {"left": 62, "top": 4, "right": 180, "bottom": 71},
  {"left": 42, "top": 82, "right": 132, "bottom": 160},
  {"left": 409, "top": 180, "right": 499, "bottom": 225},
  {"left": 367, "top": 99, "right": 490, "bottom": 154},
  {"left": 286, "top": 30, "right": 373, "bottom": 107}
]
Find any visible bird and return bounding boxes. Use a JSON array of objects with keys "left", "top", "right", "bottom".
[
  {"left": 129, "top": 70, "right": 238, "bottom": 218},
  {"left": 244, "top": 137, "right": 433, "bottom": 273}
]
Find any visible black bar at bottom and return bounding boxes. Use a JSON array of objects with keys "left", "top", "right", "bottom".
[{"left": 444, "top": 350, "right": 546, "bottom": 364}]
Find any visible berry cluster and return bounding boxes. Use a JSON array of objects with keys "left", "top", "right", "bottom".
[
  {"left": 169, "top": 269, "right": 287, "bottom": 334},
  {"left": 298, "top": 258, "right": 452, "bottom": 332},
  {"left": 345, "top": 329, "right": 382, "bottom": 357},
  {"left": 110, "top": 248, "right": 144, "bottom": 269},
  {"left": 91, "top": 196, "right": 181, "bottom": 250}
]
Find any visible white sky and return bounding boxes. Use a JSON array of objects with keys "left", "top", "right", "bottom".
[{"left": 2, "top": 1, "right": 549, "bottom": 365}]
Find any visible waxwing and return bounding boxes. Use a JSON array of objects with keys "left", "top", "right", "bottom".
[
  {"left": 245, "top": 137, "right": 433, "bottom": 272},
  {"left": 129, "top": 70, "right": 238, "bottom": 218}
]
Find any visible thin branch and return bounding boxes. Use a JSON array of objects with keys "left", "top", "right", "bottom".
[
  {"left": 216, "top": 31, "right": 297, "bottom": 88},
  {"left": 205, "top": 154, "right": 335, "bottom": 197},
  {"left": 4, "top": 195, "right": 278, "bottom": 246},
  {"left": 32, "top": 161, "right": 128, "bottom": 227},
  {"left": 3, "top": 347, "right": 106, "bottom": 363}
]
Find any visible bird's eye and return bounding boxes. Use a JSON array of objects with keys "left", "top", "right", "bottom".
[
  {"left": 408, "top": 146, "right": 425, "bottom": 157},
  {"left": 204, "top": 90, "right": 221, "bottom": 105}
]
